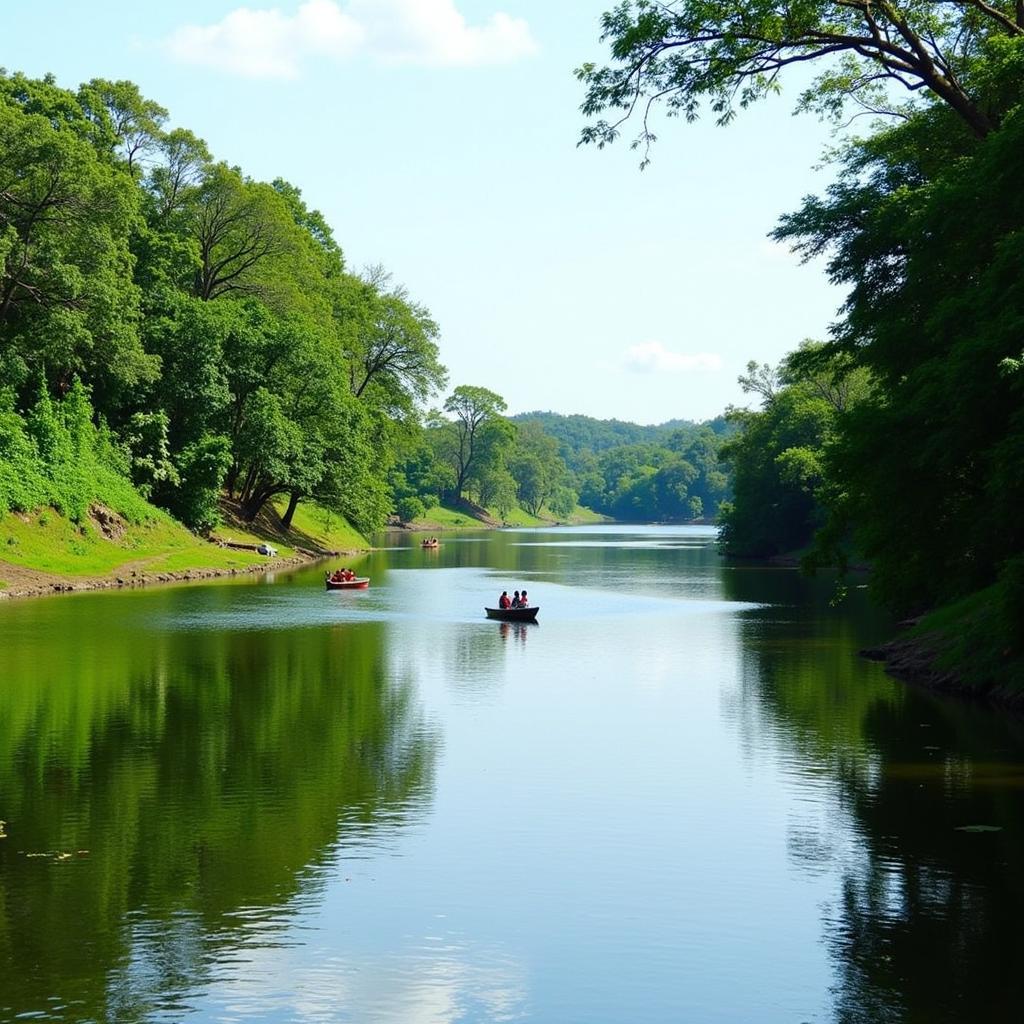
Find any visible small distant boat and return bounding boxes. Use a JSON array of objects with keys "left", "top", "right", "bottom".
[
  {"left": 484, "top": 606, "right": 539, "bottom": 622},
  {"left": 325, "top": 576, "right": 370, "bottom": 590},
  {"left": 421, "top": 539, "right": 440, "bottom": 549}
]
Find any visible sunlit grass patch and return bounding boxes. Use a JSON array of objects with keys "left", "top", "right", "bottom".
[
  {"left": 0, "top": 508, "right": 268, "bottom": 578},
  {"left": 270, "top": 499, "right": 368, "bottom": 551}
]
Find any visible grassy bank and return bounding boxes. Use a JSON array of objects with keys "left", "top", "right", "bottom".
[
  {"left": 0, "top": 497, "right": 369, "bottom": 598},
  {"left": 909, "top": 582, "right": 1023, "bottom": 697},
  {"left": 267, "top": 499, "right": 369, "bottom": 552},
  {"left": 0, "top": 507, "right": 269, "bottom": 580},
  {"left": 868, "top": 575, "right": 1024, "bottom": 702}
]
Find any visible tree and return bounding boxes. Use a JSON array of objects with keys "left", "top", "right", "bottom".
[
  {"left": 0, "top": 69, "right": 451, "bottom": 546},
  {"left": 78, "top": 78, "right": 167, "bottom": 173},
  {"left": 776, "top": 108, "right": 1024, "bottom": 611},
  {"left": 737, "top": 360, "right": 781, "bottom": 405},
  {"left": 213, "top": 303, "right": 331, "bottom": 521},
  {"left": 578, "top": 0, "right": 1024, "bottom": 163},
  {"left": 509, "top": 422, "right": 574, "bottom": 516},
  {"left": 344, "top": 272, "right": 448, "bottom": 415},
  {"left": 718, "top": 343, "right": 868, "bottom": 557},
  {"left": 718, "top": 380, "right": 835, "bottom": 557},
  {"left": 389, "top": 430, "right": 453, "bottom": 516},
  {"left": 0, "top": 93, "right": 154, "bottom": 406},
  {"left": 189, "top": 164, "right": 298, "bottom": 301},
  {"left": 146, "top": 128, "right": 211, "bottom": 221},
  {"left": 271, "top": 178, "right": 344, "bottom": 276},
  {"left": 436, "top": 385, "right": 508, "bottom": 500}
]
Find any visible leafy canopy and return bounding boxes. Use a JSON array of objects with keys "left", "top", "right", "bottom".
[{"left": 578, "top": 0, "right": 1024, "bottom": 163}]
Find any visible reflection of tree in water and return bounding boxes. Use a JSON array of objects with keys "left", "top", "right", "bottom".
[
  {"left": 0, "top": 614, "right": 436, "bottom": 1022},
  {"left": 731, "top": 583, "right": 1024, "bottom": 1022},
  {"left": 825, "top": 697, "right": 1024, "bottom": 1024}
]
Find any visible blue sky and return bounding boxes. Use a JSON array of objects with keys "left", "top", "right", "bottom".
[{"left": 7, "top": 1, "right": 845, "bottom": 423}]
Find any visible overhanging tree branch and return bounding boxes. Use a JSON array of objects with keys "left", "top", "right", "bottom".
[{"left": 578, "top": 0, "right": 1014, "bottom": 152}]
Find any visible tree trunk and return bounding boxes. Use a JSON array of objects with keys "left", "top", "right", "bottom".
[
  {"left": 241, "top": 483, "right": 288, "bottom": 522},
  {"left": 281, "top": 490, "right": 301, "bottom": 529},
  {"left": 239, "top": 465, "right": 258, "bottom": 505},
  {"left": 241, "top": 488, "right": 269, "bottom": 521}
]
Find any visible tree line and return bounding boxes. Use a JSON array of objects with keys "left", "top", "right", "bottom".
[
  {"left": 514, "top": 411, "right": 733, "bottom": 521},
  {"left": 0, "top": 70, "right": 458, "bottom": 534},
  {"left": 0, "top": 71, "right": 634, "bottom": 535},
  {"left": 581, "top": 0, "right": 1024, "bottom": 671}
]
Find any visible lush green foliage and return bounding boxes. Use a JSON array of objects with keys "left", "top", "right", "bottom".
[
  {"left": 0, "top": 380, "right": 151, "bottom": 524},
  {"left": 718, "top": 346, "right": 869, "bottom": 558},
  {"left": 578, "top": 430, "right": 729, "bottom": 521},
  {"left": 0, "top": 70, "right": 449, "bottom": 537},
  {"left": 578, "top": 0, "right": 1024, "bottom": 164},
  {"left": 511, "top": 411, "right": 732, "bottom": 522},
  {"left": 511, "top": 410, "right": 721, "bottom": 460},
  {"left": 405, "top": 405, "right": 731, "bottom": 524},
  {"left": 412, "top": 387, "right": 579, "bottom": 521},
  {"left": 0, "top": 67, "right": 741, "bottom": 541},
  {"left": 776, "top": 108, "right": 1024, "bottom": 615}
]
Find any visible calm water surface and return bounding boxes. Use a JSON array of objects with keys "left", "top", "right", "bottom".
[{"left": 2, "top": 525, "right": 1024, "bottom": 1023}]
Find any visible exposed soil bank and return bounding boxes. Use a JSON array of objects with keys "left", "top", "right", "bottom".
[
  {"left": 863, "top": 625, "right": 1024, "bottom": 711},
  {"left": 862, "top": 631, "right": 963, "bottom": 692},
  {"left": 0, "top": 551, "right": 337, "bottom": 602}
]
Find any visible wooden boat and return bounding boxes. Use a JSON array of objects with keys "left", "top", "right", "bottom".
[
  {"left": 421, "top": 539, "right": 440, "bottom": 549},
  {"left": 325, "top": 576, "right": 370, "bottom": 590},
  {"left": 484, "top": 605, "right": 539, "bottom": 622}
]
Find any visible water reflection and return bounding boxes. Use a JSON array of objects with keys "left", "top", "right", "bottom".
[
  {"left": 497, "top": 622, "right": 533, "bottom": 646},
  {"left": 176, "top": 934, "right": 528, "bottom": 1023},
  {"left": 0, "top": 587, "right": 436, "bottom": 1022},
  {"left": 727, "top": 561, "right": 1024, "bottom": 1023}
]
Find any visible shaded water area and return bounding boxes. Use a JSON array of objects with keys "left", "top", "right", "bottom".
[{"left": 2, "top": 525, "right": 1024, "bottom": 1022}]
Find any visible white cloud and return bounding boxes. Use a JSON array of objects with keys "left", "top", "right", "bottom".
[
  {"left": 622, "top": 342, "right": 723, "bottom": 374},
  {"left": 165, "top": 0, "right": 538, "bottom": 77}
]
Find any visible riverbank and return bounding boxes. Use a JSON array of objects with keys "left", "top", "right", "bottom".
[
  {"left": 0, "top": 499, "right": 369, "bottom": 603},
  {"left": 0, "top": 552, "right": 317, "bottom": 600},
  {"left": 863, "top": 579, "right": 1024, "bottom": 707}
]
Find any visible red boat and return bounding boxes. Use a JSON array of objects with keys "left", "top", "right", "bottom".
[{"left": 325, "top": 575, "right": 370, "bottom": 590}]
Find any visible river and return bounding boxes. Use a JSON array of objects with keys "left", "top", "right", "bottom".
[{"left": 1, "top": 524, "right": 1023, "bottom": 1022}]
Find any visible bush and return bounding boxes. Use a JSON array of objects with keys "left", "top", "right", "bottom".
[
  {"left": 396, "top": 495, "right": 426, "bottom": 523},
  {"left": 0, "top": 379, "right": 158, "bottom": 524}
]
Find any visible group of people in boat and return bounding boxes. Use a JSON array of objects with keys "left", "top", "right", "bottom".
[
  {"left": 497, "top": 589, "right": 530, "bottom": 609},
  {"left": 328, "top": 568, "right": 357, "bottom": 583}
]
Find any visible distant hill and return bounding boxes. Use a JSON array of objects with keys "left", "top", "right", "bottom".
[
  {"left": 512, "top": 411, "right": 731, "bottom": 459},
  {"left": 510, "top": 410, "right": 735, "bottom": 522}
]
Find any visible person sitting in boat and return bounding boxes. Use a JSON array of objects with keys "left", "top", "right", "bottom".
[
  {"left": 499, "top": 591, "right": 511, "bottom": 609},
  {"left": 511, "top": 590, "right": 521, "bottom": 608},
  {"left": 519, "top": 590, "right": 529, "bottom": 607},
  {"left": 330, "top": 569, "right": 344, "bottom": 582}
]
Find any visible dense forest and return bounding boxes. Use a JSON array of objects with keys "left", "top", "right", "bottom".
[{"left": 581, "top": 0, "right": 1024, "bottom": 686}]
